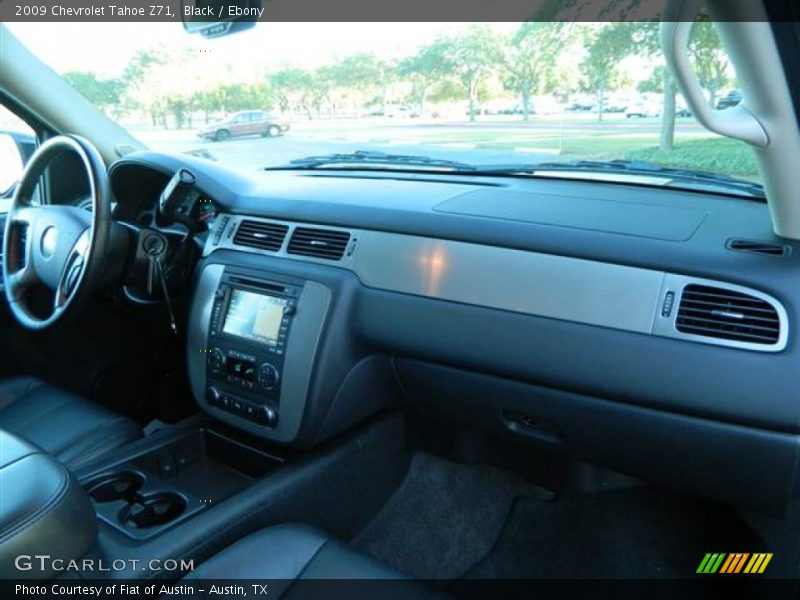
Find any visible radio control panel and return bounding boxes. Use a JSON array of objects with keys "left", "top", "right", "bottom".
[
  {"left": 188, "top": 263, "right": 332, "bottom": 444},
  {"left": 205, "top": 272, "right": 302, "bottom": 428}
]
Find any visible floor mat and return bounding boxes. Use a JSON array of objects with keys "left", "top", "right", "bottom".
[
  {"left": 462, "top": 487, "right": 764, "bottom": 580},
  {"left": 352, "top": 452, "right": 553, "bottom": 580}
]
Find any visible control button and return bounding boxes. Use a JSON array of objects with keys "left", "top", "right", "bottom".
[
  {"left": 255, "top": 405, "right": 277, "bottom": 427},
  {"left": 283, "top": 304, "right": 296, "bottom": 316},
  {"left": 208, "top": 348, "right": 225, "bottom": 370},
  {"left": 661, "top": 291, "right": 676, "bottom": 318},
  {"left": 257, "top": 363, "right": 279, "bottom": 390},
  {"left": 206, "top": 387, "right": 222, "bottom": 406}
]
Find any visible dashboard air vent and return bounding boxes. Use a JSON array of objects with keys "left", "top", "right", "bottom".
[
  {"left": 727, "top": 239, "right": 789, "bottom": 257},
  {"left": 287, "top": 227, "right": 350, "bottom": 260},
  {"left": 233, "top": 220, "right": 288, "bottom": 252},
  {"left": 676, "top": 284, "right": 781, "bottom": 345}
]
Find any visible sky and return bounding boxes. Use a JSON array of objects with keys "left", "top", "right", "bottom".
[{"left": 6, "top": 22, "right": 511, "bottom": 77}]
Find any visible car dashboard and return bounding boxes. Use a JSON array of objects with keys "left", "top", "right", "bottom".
[{"left": 108, "top": 150, "right": 800, "bottom": 516}]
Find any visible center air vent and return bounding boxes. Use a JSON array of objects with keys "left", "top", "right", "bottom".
[
  {"left": 233, "top": 220, "right": 288, "bottom": 252},
  {"left": 287, "top": 227, "right": 350, "bottom": 260},
  {"left": 676, "top": 284, "right": 781, "bottom": 346}
]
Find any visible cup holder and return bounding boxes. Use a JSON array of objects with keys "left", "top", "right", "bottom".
[
  {"left": 118, "top": 492, "right": 187, "bottom": 529},
  {"left": 85, "top": 471, "right": 145, "bottom": 504}
]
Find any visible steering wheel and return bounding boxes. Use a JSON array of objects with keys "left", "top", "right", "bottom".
[{"left": 2, "top": 135, "right": 112, "bottom": 330}]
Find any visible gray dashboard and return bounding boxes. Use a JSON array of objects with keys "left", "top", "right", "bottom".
[{"left": 109, "top": 151, "right": 800, "bottom": 515}]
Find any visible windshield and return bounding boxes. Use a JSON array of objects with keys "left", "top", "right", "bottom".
[{"left": 7, "top": 21, "right": 760, "bottom": 190}]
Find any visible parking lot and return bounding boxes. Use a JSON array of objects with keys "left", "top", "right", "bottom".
[{"left": 133, "top": 115, "right": 715, "bottom": 173}]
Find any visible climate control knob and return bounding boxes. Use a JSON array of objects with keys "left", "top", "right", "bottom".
[
  {"left": 208, "top": 348, "right": 225, "bottom": 370},
  {"left": 255, "top": 405, "right": 278, "bottom": 427},
  {"left": 257, "top": 363, "right": 279, "bottom": 390},
  {"left": 206, "top": 386, "right": 222, "bottom": 406}
]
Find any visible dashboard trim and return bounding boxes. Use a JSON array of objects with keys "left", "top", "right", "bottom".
[{"left": 205, "top": 213, "right": 788, "bottom": 352}]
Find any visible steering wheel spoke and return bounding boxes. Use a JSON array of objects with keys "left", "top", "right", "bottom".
[
  {"left": 55, "top": 230, "right": 90, "bottom": 308},
  {"left": 5, "top": 261, "right": 37, "bottom": 297},
  {"left": 10, "top": 206, "right": 38, "bottom": 226}
]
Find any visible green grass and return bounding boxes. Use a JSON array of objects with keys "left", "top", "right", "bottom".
[
  {"left": 387, "top": 124, "right": 760, "bottom": 180},
  {"left": 625, "top": 137, "right": 759, "bottom": 178}
]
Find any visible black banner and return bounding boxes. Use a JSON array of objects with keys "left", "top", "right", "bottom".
[
  {"left": 3, "top": 578, "right": 799, "bottom": 600},
  {"left": 0, "top": 0, "right": 787, "bottom": 23}
]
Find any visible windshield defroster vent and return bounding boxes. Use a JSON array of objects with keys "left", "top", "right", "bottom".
[
  {"left": 233, "top": 220, "right": 289, "bottom": 252},
  {"left": 676, "top": 284, "right": 781, "bottom": 346},
  {"left": 287, "top": 227, "right": 350, "bottom": 260},
  {"left": 727, "top": 239, "right": 790, "bottom": 257}
]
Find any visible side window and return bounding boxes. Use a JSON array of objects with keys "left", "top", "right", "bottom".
[{"left": 0, "top": 103, "right": 36, "bottom": 211}]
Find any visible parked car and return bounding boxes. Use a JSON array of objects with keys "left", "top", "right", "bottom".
[
  {"left": 603, "top": 103, "right": 628, "bottom": 113},
  {"left": 566, "top": 101, "right": 596, "bottom": 112},
  {"left": 626, "top": 102, "right": 662, "bottom": 118},
  {"left": 717, "top": 89, "right": 743, "bottom": 109},
  {"left": 384, "top": 105, "right": 420, "bottom": 118},
  {"left": 197, "top": 110, "right": 289, "bottom": 141}
]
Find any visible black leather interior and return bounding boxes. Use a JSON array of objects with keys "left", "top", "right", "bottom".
[
  {"left": 0, "top": 429, "right": 97, "bottom": 578},
  {"left": 185, "top": 524, "right": 442, "bottom": 598},
  {"left": 0, "top": 376, "right": 142, "bottom": 470}
]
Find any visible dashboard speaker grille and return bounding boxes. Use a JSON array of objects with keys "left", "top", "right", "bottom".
[
  {"left": 233, "top": 220, "right": 288, "bottom": 252},
  {"left": 287, "top": 227, "right": 350, "bottom": 260},
  {"left": 676, "top": 284, "right": 781, "bottom": 345}
]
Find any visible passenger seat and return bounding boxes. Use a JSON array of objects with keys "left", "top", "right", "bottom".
[{"left": 184, "top": 523, "right": 444, "bottom": 598}]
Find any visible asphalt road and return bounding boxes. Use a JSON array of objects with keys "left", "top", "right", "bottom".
[{"left": 133, "top": 117, "right": 706, "bottom": 173}]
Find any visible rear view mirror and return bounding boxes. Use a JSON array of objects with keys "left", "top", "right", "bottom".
[{"left": 182, "top": 0, "right": 261, "bottom": 39}]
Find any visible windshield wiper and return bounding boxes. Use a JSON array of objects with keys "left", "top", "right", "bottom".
[
  {"left": 470, "top": 159, "right": 765, "bottom": 199},
  {"left": 274, "top": 150, "right": 477, "bottom": 172},
  {"left": 270, "top": 153, "right": 764, "bottom": 199}
]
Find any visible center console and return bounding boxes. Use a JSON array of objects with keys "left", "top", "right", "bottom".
[{"left": 188, "top": 263, "right": 332, "bottom": 443}]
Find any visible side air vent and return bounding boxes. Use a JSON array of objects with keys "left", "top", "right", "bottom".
[
  {"left": 676, "top": 284, "right": 781, "bottom": 346},
  {"left": 287, "top": 227, "right": 350, "bottom": 260},
  {"left": 233, "top": 220, "right": 288, "bottom": 252},
  {"left": 727, "top": 239, "right": 790, "bottom": 257}
]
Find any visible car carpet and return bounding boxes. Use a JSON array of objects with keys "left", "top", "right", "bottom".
[
  {"left": 458, "top": 486, "right": 764, "bottom": 581},
  {"left": 351, "top": 451, "right": 553, "bottom": 581}
]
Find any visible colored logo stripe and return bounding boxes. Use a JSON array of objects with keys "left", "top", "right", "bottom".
[
  {"left": 720, "top": 553, "right": 749, "bottom": 573},
  {"left": 697, "top": 553, "right": 726, "bottom": 573},
  {"left": 697, "top": 552, "right": 773, "bottom": 574},
  {"left": 744, "top": 553, "right": 773, "bottom": 574}
]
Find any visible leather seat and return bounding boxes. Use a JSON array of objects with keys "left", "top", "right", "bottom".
[
  {"left": 185, "top": 524, "right": 444, "bottom": 598},
  {"left": 0, "top": 376, "right": 142, "bottom": 470}
]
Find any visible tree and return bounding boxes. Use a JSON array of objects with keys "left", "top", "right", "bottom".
[
  {"left": 326, "top": 53, "right": 399, "bottom": 116},
  {"left": 502, "top": 23, "right": 572, "bottom": 121},
  {"left": 62, "top": 71, "right": 124, "bottom": 114},
  {"left": 633, "top": 20, "right": 730, "bottom": 152},
  {"left": 579, "top": 23, "right": 636, "bottom": 122},
  {"left": 439, "top": 26, "right": 503, "bottom": 122},
  {"left": 689, "top": 21, "right": 732, "bottom": 108},
  {"left": 193, "top": 88, "right": 223, "bottom": 123},
  {"left": 270, "top": 68, "right": 313, "bottom": 116},
  {"left": 120, "top": 49, "right": 167, "bottom": 125},
  {"left": 399, "top": 40, "right": 450, "bottom": 118}
]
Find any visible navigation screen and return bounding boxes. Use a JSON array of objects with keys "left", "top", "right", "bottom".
[{"left": 222, "top": 289, "right": 286, "bottom": 344}]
